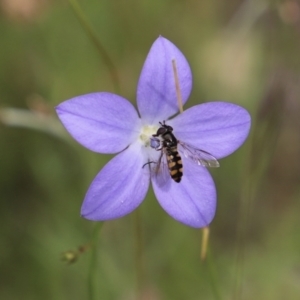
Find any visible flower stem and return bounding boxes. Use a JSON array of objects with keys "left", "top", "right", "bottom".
[
  {"left": 88, "top": 222, "right": 103, "bottom": 300},
  {"left": 67, "top": 0, "right": 120, "bottom": 93},
  {"left": 204, "top": 247, "right": 222, "bottom": 300},
  {"left": 0, "top": 108, "right": 68, "bottom": 140},
  {"left": 133, "top": 208, "right": 144, "bottom": 299},
  {"left": 233, "top": 101, "right": 282, "bottom": 299}
]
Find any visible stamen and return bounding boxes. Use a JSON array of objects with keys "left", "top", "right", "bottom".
[
  {"left": 139, "top": 125, "right": 158, "bottom": 147},
  {"left": 172, "top": 59, "right": 184, "bottom": 114},
  {"left": 201, "top": 226, "right": 209, "bottom": 261}
]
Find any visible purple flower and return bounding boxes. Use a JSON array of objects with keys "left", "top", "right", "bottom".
[{"left": 56, "top": 36, "right": 251, "bottom": 228}]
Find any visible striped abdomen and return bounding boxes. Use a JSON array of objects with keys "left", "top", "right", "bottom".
[{"left": 166, "top": 147, "right": 183, "bottom": 183}]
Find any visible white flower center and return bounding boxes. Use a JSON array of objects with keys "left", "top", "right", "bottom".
[{"left": 139, "top": 125, "right": 158, "bottom": 147}]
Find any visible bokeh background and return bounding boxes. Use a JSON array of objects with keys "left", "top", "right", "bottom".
[{"left": 1, "top": 0, "right": 300, "bottom": 299}]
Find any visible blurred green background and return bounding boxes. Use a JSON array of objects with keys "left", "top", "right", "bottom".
[{"left": 1, "top": 0, "right": 300, "bottom": 299}]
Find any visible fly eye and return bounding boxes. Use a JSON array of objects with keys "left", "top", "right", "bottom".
[
  {"left": 156, "top": 128, "right": 166, "bottom": 136},
  {"left": 166, "top": 125, "right": 173, "bottom": 131}
]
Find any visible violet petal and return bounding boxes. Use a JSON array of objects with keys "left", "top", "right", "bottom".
[
  {"left": 152, "top": 156, "right": 216, "bottom": 228},
  {"left": 81, "top": 142, "right": 150, "bottom": 221},
  {"left": 137, "top": 36, "right": 192, "bottom": 124},
  {"left": 56, "top": 92, "right": 141, "bottom": 154},
  {"left": 169, "top": 102, "right": 251, "bottom": 159}
]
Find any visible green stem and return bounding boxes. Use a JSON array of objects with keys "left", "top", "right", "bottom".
[
  {"left": 133, "top": 209, "right": 144, "bottom": 299},
  {"left": 88, "top": 222, "right": 104, "bottom": 300},
  {"left": 67, "top": 0, "right": 120, "bottom": 93},
  {"left": 0, "top": 108, "right": 68, "bottom": 139},
  {"left": 204, "top": 248, "right": 222, "bottom": 300},
  {"left": 234, "top": 105, "right": 282, "bottom": 299},
  {"left": 233, "top": 174, "right": 251, "bottom": 300}
]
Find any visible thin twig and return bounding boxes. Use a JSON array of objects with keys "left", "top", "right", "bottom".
[
  {"left": 133, "top": 209, "right": 144, "bottom": 299},
  {"left": 67, "top": 0, "right": 120, "bottom": 93},
  {"left": 88, "top": 222, "right": 103, "bottom": 300},
  {"left": 205, "top": 248, "right": 222, "bottom": 300}
]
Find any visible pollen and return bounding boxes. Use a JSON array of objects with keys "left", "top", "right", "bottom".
[{"left": 139, "top": 125, "right": 158, "bottom": 147}]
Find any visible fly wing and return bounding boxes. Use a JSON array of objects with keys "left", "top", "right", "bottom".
[
  {"left": 151, "top": 148, "right": 170, "bottom": 186},
  {"left": 179, "top": 142, "right": 220, "bottom": 168}
]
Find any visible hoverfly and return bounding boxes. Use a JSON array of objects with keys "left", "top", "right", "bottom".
[{"left": 148, "top": 121, "right": 219, "bottom": 183}]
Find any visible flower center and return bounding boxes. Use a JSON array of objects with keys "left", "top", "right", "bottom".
[{"left": 139, "top": 125, "right": 158, "bottom": 147}]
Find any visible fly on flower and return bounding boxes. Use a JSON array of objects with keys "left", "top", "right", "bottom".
[
  {"left": 55, "top": 36, "right": 251, "bottom": 228},
  {"left": 148, "top": 121, "right": 219, "bottom": 183}
]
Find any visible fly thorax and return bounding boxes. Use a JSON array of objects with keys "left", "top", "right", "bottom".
[{"left": 163, "top": 132, "right": 178, "bottom": 147}]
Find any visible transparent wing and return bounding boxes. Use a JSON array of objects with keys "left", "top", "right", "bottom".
[
  {"left": 178, "top": 141, "right": 220, "bottom": 168},
  {"left": 151, "top": 149, "right": 170, "bottom": 186}
]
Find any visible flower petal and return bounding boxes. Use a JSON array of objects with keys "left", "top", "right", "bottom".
[
  {"left": 81, "top": 142, "right": 150, "bottom": 221},
  {"left": 137, "top": 36, "right": 192, "bottom": 124},
  {"left": 169, "top": 102, "right": 251, "bottom": 159},
  {"left": 56, "top": 93, "right": 141, "bottom": 153},
  {"left": 152, "top": 156, "right": 217, "bottom": 228}
]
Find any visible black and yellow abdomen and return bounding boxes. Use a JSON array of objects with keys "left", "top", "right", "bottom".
[
  {"left": 151, "top": 121, "right": 219, "bottom": 183},
  {"left": 166, "top": 147, "right": 183, "bottom": 183},
  {"left": 152, "top": 121, "right": 184, "bottom": 183}
]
